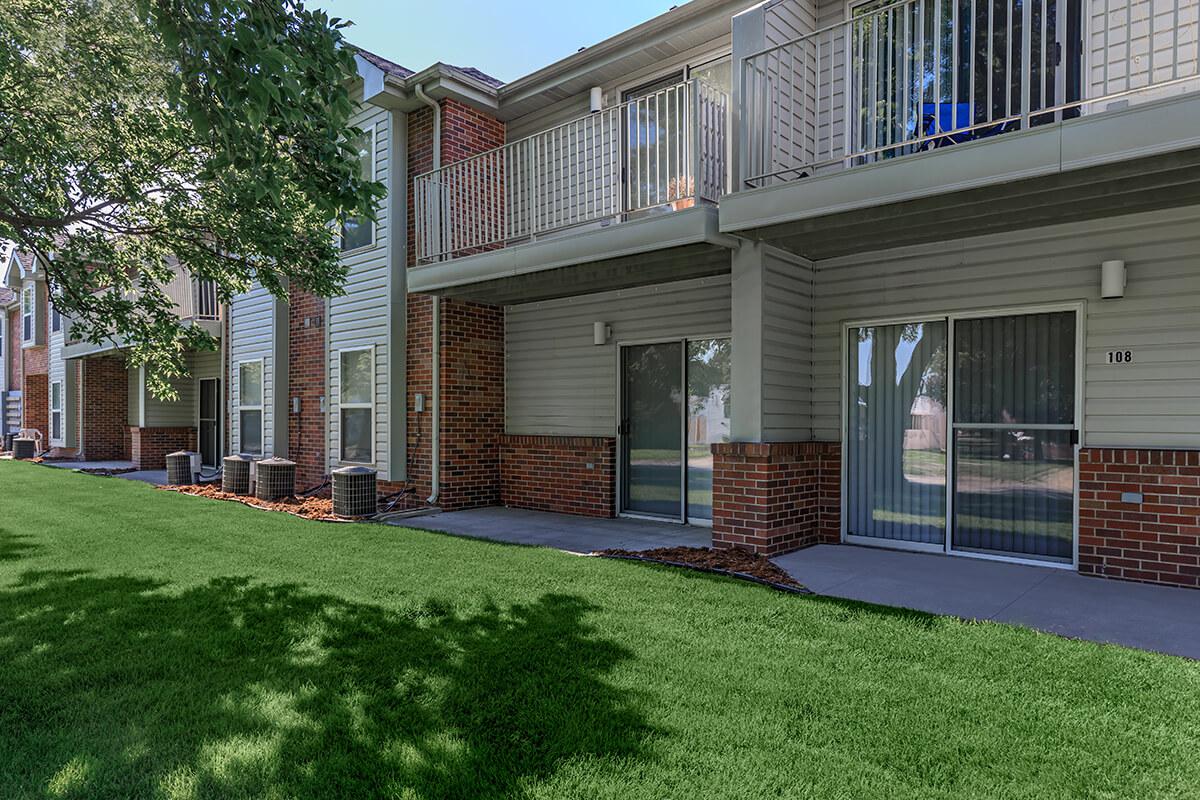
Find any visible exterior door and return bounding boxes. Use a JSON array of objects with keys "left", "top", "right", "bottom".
[
  {"left": 198, "top": 378, "right": 220, "bottom": 468},
  {"left": 621, "top": 342, "right": 683, "bottom": 518},
  {"left": 845, "top": 321, "right": 950, "bottom": 549},
  {"left": 620, "top": 338, "right": 732, "bottom": 522},
  {"left": 845, "top": 309, "right": 1078, "bottom": 564},
  {"left": 950, "top": 311, "right": 1077, "bottom": 562}
]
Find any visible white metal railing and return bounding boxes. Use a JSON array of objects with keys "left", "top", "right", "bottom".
[
  {"left": 163, "top": 270, "right": 220, "bottom": 321},
  {"left": 740, "top": 0, "right": 1200, "bottom": 188},
  {"left": 414, "top": 79, "right": 728, "bottom": 263}
]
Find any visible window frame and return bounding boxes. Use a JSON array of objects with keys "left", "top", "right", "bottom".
[
  {"left": 50, "top": 379, "right": 63, "bottom": 443},
  {"left": 21, "top": 284, "right": 34, "bottom": 343},
  {"left": 338, "top": 125, "right": 377, "bottom": 254},
  {"left": 236, "top": 358, "right": 265, "bottom": 456},
  {"left": 337, "top": 345, "right": 375, "bottom": 465}
]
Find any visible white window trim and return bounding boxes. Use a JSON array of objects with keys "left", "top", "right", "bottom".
[
  {"left": 236, "top": 358, "right": 265, "bottom": 456},
  {"left": 339, "top": 124, "right": 377, "bottom": 254},
  {"left": 21, "top": 284, "right": 35, "bottom": 343},
  {"left": 50, "top": 380, "right": 64, "bottom": 445},
  {"left": 337, "top": 345, "right": 375, "bottom": 465}
]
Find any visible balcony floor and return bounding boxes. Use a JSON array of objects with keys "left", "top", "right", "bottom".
[{"left": 409, "top": 205, "right": 736, "bottom": 304}]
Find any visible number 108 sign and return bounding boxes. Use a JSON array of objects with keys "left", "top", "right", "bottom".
[{"left": 1107, "top": 350, "right": 1133, "bottom": 364}]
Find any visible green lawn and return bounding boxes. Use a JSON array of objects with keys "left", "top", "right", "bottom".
[{"left": 1, "top": 461, "right": 1198, "bottom": 799}]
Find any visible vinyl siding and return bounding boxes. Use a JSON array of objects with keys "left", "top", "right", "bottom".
[
  {"left": 47, "top": 304, "right": 67, "bottom": 445},
  {"left": 229, "top": 283, "right": 277, "bottom": 455},
  {"left": 328, "top": 105, "right": 394, "bottom": 478},
  {"left": 1088, "top": 0, "right": 1200, "bottom": 109},
  {"left": 809, "top": 204, "right": 1200, "bottom": 448},
  {"left": 143, "top": 371, "right": 196, "bottom": 428},
  {"left": 762, "top": 248, "right": 814, "bottom": 440},
  {"left": 505, "top": 275, "right": 732, "bottom": 436}
]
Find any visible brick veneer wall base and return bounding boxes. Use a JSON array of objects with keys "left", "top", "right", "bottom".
[
  {"left": 1080, "top": 448, "right": 1200, "bottom": 589},
  {"left": 81, "top": 355, "right": 130, "bottom": 461},
  {"left": 130, "top": 426, "right": 196, "bottom": 470},
  {"left": 288, "top": 288, "right": 327, "bottom": 489},
  {"left": 712, "top": 442, "right": 841, "bottom": 556},
  {"left": 501, "top": 435, "right": 616, "bottom": 517}
]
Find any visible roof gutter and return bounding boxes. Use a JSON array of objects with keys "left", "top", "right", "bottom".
[{"left": 414, "top": 84, "right": 442, "bottom": 506}]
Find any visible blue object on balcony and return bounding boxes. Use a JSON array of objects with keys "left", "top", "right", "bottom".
[{"left": 921, "top": 102, "right": 1015, "bottom": 147}]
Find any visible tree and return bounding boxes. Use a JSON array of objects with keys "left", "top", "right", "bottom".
[{"left": 0, "top": 0, "right": 384, "bottom": 397}]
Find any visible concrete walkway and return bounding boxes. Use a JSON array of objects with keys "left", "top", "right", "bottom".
[
  {"left": 775, "top": 544, "right": 1200, "bottom": 660},
  {"left": 42, "top": 460, "right": 170, "bottom": 486},
  {"left": 397, "top": 506, "right": 709, "bottom": 553},
  {"left": 395, "top": 507, "right": 1200, "bottom": 658}
]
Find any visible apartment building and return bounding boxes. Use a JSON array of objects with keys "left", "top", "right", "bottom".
[
  {"left": 1, "top": 246, "right": 226, "bottom": 469},
  {"left": 16, "top": 0, "right": 1199, "bottom": 591},
  {"left": 396, "top": 0, "right": 1200, "bottom": 589}
]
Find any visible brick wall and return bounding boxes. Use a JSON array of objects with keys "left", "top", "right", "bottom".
[
  {"left": 288, "top": 288, "right": 326, "bottom": 489},
  {"left": 402, "top": 98, "right": 507, "bottom": 510},
  {"left": 82, "top": 355, "right": 130, "bottom": 461},
  {"left": 130, "top": 426, "right": 195, "bottom": 470},
  {"left": 501, "top": 435, "right": 616, "bottom": 517},
  {"left": 711, "top": 442, "right": 842, "bottom": 556},
  {"left": 437, "top": 298, "right": 505, "bottom": 510},
  {"left": 22, "top": 373, "right": 48, "bottom": 446},
  {"left": 1079, "top": 448, "right": 1200, "bottom": 589}
]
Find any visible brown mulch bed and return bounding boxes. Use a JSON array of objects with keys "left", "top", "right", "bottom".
[
  {"left": 593, "top": 546, "right": 809, "bottom": 594},
  {"left": 161, "top": 483, "right": 343, "bottom": 522},
  {"left": 76, "top": 467, "right": 139, "bottom": 475}
]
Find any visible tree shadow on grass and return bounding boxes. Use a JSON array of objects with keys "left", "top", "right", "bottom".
[
  {"left": 0, "top": 531, "right": 40, "bottom": 562},
  {"left": 0, "top": 571, "right": 653, "bottom": 799}
]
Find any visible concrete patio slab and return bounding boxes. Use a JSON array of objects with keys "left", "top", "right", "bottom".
[
  {"left": 42, "top": 460, "right": 137, "bottom": 472},
  {"left": 395, "top": 506, "right": 710, "bottom": 553},
  {"left": 774, "top": 544, "right": 1200, "bottom": 659}
]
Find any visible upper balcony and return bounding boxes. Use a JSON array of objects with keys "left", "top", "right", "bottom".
[
  {"left": 409, "top": 78, "right": 737, "bottom": 303},
  {"left": 723, "top": 0, "right": 1200, "bottom": 257},
  {"left": 63, "top": 270, "right": 222, "bottom": 359}
]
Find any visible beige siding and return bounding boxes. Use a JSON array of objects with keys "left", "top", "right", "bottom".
[
  {"left": 762, "top": 248, "right": 814, "bottom": 440},
  {"left": 328, "top": 105, "right": 394, "bottom": 478},
  {"left": 810, "top": 205, "right": 1200, "bottom": 448},
  {"left": 1088, "top": 0, "right": 1200, "bottom": 109},
  {"left": 229, "top": 283, "right": 277, "bottom": 455},
  {"left": 506, "top": 275, "right": 732, "bottom": 436},
  {"left": 143, "top": 371, "right": 196, "bottom": 428}
]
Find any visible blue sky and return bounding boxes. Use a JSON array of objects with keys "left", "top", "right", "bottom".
[{"left": 316, "top": 0, "right": 676, "bottom": 83}]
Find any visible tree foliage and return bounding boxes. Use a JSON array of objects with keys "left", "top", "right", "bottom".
[{"left": 0, "top": 0, "right": 383, "bottom": 396}]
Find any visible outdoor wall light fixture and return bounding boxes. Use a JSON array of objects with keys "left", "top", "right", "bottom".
[
  {"left": 1101, "top": 260, "right": 1127, "bottom": 299},
  {"left": 589, "top": 87, "right": 604, "bottom": 113},
  {"left": 593, "top": 321, "right": 611, "bottom": 346}
]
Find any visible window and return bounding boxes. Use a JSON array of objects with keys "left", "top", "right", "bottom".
[
  {"left": 238, "top": 361, "right": 264, "bottom": 455},
  {"left": 339, "top": 348, "right": 374, "bottom": 463},
  {"left": 51, "top": 307, "right": 61, "bottom": 333},
  {"left": 50, "top": 381, "right": 63, "bottom": 442},
  {"left": 339, "top": 129, "right": 375, "bottom": 252},
  {"left": 21, "top": 285, "right": 34, "bottom": 342}
]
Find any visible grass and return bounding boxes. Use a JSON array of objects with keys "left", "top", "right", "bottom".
[{"left": 2, "top": 461, "right": 1199, "bottom": 799}]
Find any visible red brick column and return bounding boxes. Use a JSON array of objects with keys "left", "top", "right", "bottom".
[
  {"left": 1079, "top": 448, "right": 1200, "bottom": 589},
  {"left": 712, "top": 442, "right": 842, "bottom": 555},
  {"left": 501, "top": 435, "right": 616, "bottom": 517},
  {"left": 288, "top": 288, "right": 326, "bottom": 489},
  {"left": 22, "top": 372, "right": 48, "bottom": 445},
  {"left": 401, "top": 99, "right": 507, "bottom": 510},
  {"left": 130, "top": 427, "right": 195, "bottom": 470},
  {"left": 81, "top": 356, "right": 130, "bottom": 461}
]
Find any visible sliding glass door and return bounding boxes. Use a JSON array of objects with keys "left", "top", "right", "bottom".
[
  {"left": 951, "top": 311, "right": 1077, "bottom": 562},
  {"left": 620, "top": 338, "right": 730, "bottom": 523},
  {"left": 845, "top": 309, "right": 1078, "bottom": 564},
  {"left": 846, "top": 321, "right": 949, "bottom": 548}
]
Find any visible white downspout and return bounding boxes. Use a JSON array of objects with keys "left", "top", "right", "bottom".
[{"left": 414, "top": 83, "right": 442, "bottom": 505}]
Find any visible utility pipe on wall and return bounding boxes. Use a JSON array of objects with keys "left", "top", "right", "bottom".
[{"left": 414, "top": 84, "right": 442, "bottom": 505}]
